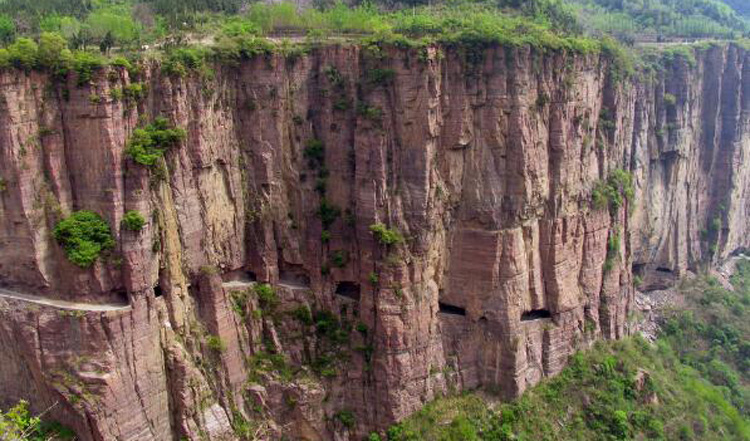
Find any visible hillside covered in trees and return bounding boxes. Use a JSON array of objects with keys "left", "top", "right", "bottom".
[
  {"left": 0, "top": 0, "right": 746, "bottom": 56},
  {"left": 570, "top": 0, "right": 749, "bottom": 40}
]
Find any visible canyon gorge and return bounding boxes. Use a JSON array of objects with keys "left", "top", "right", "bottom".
[{"left": 0, "top": 41, "right": 747, "bottom": 440}]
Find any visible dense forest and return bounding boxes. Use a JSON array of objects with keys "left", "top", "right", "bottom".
[
  {"left": 720, "top": 0, "right": 750, "bottom": 18},
  {"left": 0, "top": 0, "right": 746, "bottom": 56},
  {"left": 571, "top": 0, "right": 750, "bottom": 39}
]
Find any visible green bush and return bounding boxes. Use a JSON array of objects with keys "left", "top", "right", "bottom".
[
  {"left": 367, "top": 68, "right": 395, "bottom": 86},
  {"left": 206, "top": 334, "right": 226, "bottom": 352},
  {"left": 212, "top": 33, "right": 275, "bottom": 63},
  {"left": 0, "top": 14, "right": 14, "bottom": 45},
  {"left": 333, "top": 410, "right": 356, "bottom": 429},
  {"left": 53, "top": 210, "right": 115, "bottom": 267},
  {"left": 72, "top": 50, "right": 106, "bottom": 85},
  {"left": 292, "top": 305, "right": 313, "bottom": 325},
  {"left": 664, "top": 93, "right": 677, "bottom": 107},
  {"left": 229, "top": 289, "right": 249, "bottom": 316},
  {"left": 604, "top": 230, "right": 621, "bottom": 272},
  {"left": 600, "top": 36, "right": 635, "bottom": 82},
  {"left": 162, "top": 46, "right": 211, "bottom": 77},
  {"left": 592, "top": 169, "right": 634, "bottom": 213},
  {"left": 317, "top": 198, "right": 340, "bottom": 229},
  {"left": 304, "top": 139, "right": 325, "bottom": 168},
  {"left": 125, "top": 117, "right": 186, "bottom": 167},
  {"left": 109, "top": 56, "right": 132, "bottom": 70},
  {"left": 5, "top": 38, "right": 38, "bottom": 71},
  {"left": 356, "top": 102, "right": 383, "bottom": 122},
  {"left": 330, "top": 250, "right": 348, "bottom": 268},
  {"left": 369, "top": 223, "right": 404, "bottom": 246},
  {"left": 247, "top": 350, "right": 294, "bottom": 383},
  {"left": 0, "top": 400, "right": 74, "bottom": 440},
  {"left": 123, "top": 83, "right": 147, "bottom": 102},
  {"left": 86, "top": 9, "right": 140, "bottom": 45},
  {"left": 37, "top": 32, "right": 73, "bottom": 75},
  {"left": 122, "top": 210, "right": 145, "bottom": 231},
  {"left": 254, "top": 283, "right": 278, "bottom": 311}
]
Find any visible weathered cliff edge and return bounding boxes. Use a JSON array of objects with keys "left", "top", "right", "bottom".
[{"left": 0, "top": 42, "right": 747, "bottom": 440}]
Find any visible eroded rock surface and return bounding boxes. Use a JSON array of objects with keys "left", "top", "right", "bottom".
[{"left": 0, "top": 43, "right": 747, "bottom": 440}]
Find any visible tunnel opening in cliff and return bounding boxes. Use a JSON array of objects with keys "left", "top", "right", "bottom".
[
  {"left": 279, "top": 264, "right": 311, "bottom": 287},
  {"left": 656, "top": 267, "right": 674, "bottom": 274},
  {"left": 112, "top": 289, "right": 129, "bottom": 304},
  {"left": 439, "top": 302, "right": 466, "bottom": 316},
  {"left": 521, "top": 309, "right": 552, "bottom": 321},
  {"left": 335, "top": 282, "right": 361, "bottom": 301},
  {"left": 222, "top": 269, "right": 257, "bottom": 283},
  {"left": 153, "top": 284, "right": 163, "bottom": 298}
]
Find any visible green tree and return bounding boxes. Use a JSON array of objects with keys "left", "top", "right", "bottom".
[
  {"left": 37, "top": 32, "right": 73, "bottom": 74},
  {"left": 0, "top": 14, "right": 15, "bottom": 44},
  {"left": 40, "top": 15, "right": 81, "bottom": 40},
  {"left": 122, "top": 210, "right": 146, "bottom": 232},
  {"left": 99, "top": 31, "right": 114, "bottom": 55},
  {"left": 86, "top": 9, "right": 140, "bottom": 46},
  {"left": 6, "top": 38, "right": 38, "bottom": 71},
  {"left": 125, "top": 117, "right": 186, "bottom": 166},
  {"left": 53, "top": 210, "right": 115, "bottom": 267}
]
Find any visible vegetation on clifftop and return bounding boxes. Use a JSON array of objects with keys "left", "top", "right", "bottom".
[{"left": 0, "top": 0, "right": 743, "bottom": 89}]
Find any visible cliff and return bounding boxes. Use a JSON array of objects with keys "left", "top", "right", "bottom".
[{"left": 0, "top": 42, "right": 747, "bottom": 440}]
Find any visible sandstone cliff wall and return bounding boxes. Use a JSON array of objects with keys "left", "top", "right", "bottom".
[{"left": 0, "top": 42, "right": 747, "bottom": 440}]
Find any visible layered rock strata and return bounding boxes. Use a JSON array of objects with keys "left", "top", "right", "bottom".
[{"left": 0, "top": 42, "right": 747, "bottom": 440}]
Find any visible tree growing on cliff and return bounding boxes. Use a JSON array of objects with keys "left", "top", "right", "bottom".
[
  {"left": 0, "top": 400, "right": 74, "bottom": 440},
  {"left": 369, "top": 223, "right": 404, "bottom": 246},
  {"left": 592, "top": 169, "right": 634, "bottom": 213},
  {"left": 122, "top": 210, "right": 146, "bottom": 232},
  {"left": 53, "top": 210, "right": 115, "bottom": 267},
  {"left": 125, "top": 117, "right": 186, "bottom": 167}
]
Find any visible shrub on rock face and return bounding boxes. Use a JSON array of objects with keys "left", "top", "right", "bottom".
[
  {"left": 369, "top": 223, "right": 404, "bottom": 246},
  {"left": 125, "top": 117, "right": 186, "bottom": 166},
  {"left": 53, "top": 210, "right": 115, "bottom": 267},
  {"left": 121, "top": 210, "right": 145, "bottom": 231},
  {"left": 592, "top": 169, "right": 634, "bottom": 213}
]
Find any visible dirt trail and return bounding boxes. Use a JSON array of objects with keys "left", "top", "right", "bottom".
[{"left": 0, "top": 287, "right": 131, "bottom": 312}]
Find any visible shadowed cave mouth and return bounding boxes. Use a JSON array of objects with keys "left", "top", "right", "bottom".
[
  {"left": 279, "top": 267, "right": 311, "bottom": 287},
  {"left": 222, "top": 269, "right": 257, "bottom": 283},
  {"left": 153, "top": 285, "right": 163, "bottom": 298},
  {"left": 335, "top": 282, "right": 361, "bottom": 301},
  {"left": 656, "top": 267, "right": 673, "bottom": 274},
  {"left": 521, "top": 309, "right": 552, "bottom": 321},
  {"left": 438, "top": 302, "right": 466, "bottom": 316},
  {"left": 113, "top": 289, "right": 129, "bottom": 304}
]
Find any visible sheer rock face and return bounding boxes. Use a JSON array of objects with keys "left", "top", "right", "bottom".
[{"left": 0, "top": 43, "right": 747, "bottom": 440}]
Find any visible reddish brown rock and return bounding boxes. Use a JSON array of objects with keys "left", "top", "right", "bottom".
[{"left": 0, "top": 42, "right": 746, "bottom": 440}]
